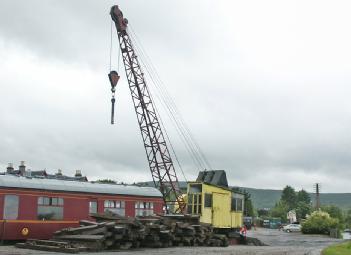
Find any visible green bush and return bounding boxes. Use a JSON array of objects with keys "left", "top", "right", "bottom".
[{"left": 302, "top": 210, "right": 339, "bottom": 235}]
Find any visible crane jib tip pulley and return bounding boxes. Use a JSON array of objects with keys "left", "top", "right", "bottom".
[{"left": 108, "top": 70, "right": 120, "bottom": 125}]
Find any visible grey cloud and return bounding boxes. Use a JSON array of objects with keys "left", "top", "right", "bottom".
[{"left": 1, "top": 1, "right": 351, "bottom": 192}]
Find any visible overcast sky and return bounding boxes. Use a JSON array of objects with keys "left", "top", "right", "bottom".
[{"left": 1, "top": 0, "right": 351, "bottom": 193}]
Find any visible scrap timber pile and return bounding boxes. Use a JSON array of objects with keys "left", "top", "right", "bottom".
[{"left": 16, "top": 212, "right": 228, "bottom": 253}]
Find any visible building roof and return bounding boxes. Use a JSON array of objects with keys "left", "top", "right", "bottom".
[{"left": 0, "top": 175, "right": 162, "bottom": 198}]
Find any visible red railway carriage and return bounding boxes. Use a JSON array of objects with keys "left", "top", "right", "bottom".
[{"left": 0, "top": 175, "right": 163, "bottom": 240}]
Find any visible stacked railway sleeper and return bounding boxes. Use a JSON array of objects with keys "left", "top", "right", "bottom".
[{"left": 16, "top": 212, "right": 228, "bottom": 253}]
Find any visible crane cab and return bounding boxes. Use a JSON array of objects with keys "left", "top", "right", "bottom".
[{"left": 186, "top": 170, "right": 244, "bottom": 232}]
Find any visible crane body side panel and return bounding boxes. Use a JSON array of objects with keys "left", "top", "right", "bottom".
[{"left": 187, "top": 182, "right": 243, "bottom": 229}]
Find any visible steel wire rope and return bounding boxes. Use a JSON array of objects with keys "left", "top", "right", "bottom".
[
  {"left": 127, "top": 29, "right": 205, "bottom": 172},
  {"left": 128, "top": 26, "right": 211, "bottom": 170},
  {"left": 117, "top": 39, "right": 121, "bottom": 73},
  {"left": 129, "top": 32, "right": 207, "bottom": 171},
  {"left": 126, "top": 29, "right": 202, "bottom": 175},
  {"left": 127, "top": 28, "right": 205, "bottom": 167},
  {"left": 109, "top": 19, "right": 113, "bottom": 72},
  {"left": 124, "top": 29, "right": 191, "bottom": 182},
  {"left": 147, "top": 84, "right": 188, "bottom": 183}
]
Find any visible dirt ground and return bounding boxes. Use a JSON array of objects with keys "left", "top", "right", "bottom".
[{"left": 0, "top": 228, "right": 343, "bottom": 255}]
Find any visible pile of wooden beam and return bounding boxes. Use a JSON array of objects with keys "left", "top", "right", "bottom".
[
  {"left": 16, "top": 213, "right": 229, "bottom": 253},
  {"left": 16, "top": 239, "right": 81, "bottom": 254}
]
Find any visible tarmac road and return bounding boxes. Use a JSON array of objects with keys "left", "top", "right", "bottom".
[{"left": 0, "top": 228, "right": 343, "bottom": 255}]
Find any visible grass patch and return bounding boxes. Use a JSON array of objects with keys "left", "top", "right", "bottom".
[{"left": 322, "top": 241, "right": 351, "bottom": 255}]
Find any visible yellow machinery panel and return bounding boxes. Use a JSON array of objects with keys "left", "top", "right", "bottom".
[
  {"left": 212, "top": 192, "right": 231, "bottom": 228},
  {"left": 186, "top": 182, "right": 244, "bottom": 230}
]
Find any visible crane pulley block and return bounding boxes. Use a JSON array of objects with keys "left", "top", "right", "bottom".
[
  {"left": 108, "top": 70, "right": 120, "bottom": 88},
  {"left": 108, "top": 71, "right": 120, "bottom": 125}
]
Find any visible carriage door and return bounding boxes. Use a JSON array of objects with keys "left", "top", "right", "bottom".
[{"left": 3, "top": 195, "right": 19, "bottom": 220}]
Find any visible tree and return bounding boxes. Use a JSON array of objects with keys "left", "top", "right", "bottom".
[
  {"left": 297, "top": 189, "right": 311, "bottom": 204},
  {"left": 294, "top": 189, "right": 312, "bottom": 220},
  {"left": 243, "top": 191, "right": 255, "bottom": 217},
  {"left": 321, "top": 205, "right": 344, "bottom": 227},
  {"left": 281, "top": 186, "right": 297, "bottom": 210},
  {"left": 295, "top": 201, "right": 312, "bottom": 220},
  {"left": 270, "top": 201, "right": 289, "bottom": 222},
  {"left": 345, "top": 209, "right": 351, "bottom": 228},
  {"left": 257, "top": 208, "right": 269, "bottom": 217}
]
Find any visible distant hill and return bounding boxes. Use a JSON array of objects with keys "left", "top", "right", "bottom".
[
  {"left": 240, "top": 187, "right": 351, "bottom": 210},
  {"left": 138, "top": 181, "right": 351, "bottom": 210},
  {"left": 239, "top": 187, "right": 282, "bottom": 209}
]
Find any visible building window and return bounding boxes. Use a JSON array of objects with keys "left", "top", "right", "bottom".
[
  {"left": 204, "top": 193, "right": 212, "bottom": 208},
  {"left": 135, "top": 201, "right": 154, "bottom": 216},
  {"left": 3, "top": 195, "right": 19, "bottom": 220},
  {"left": 37, "top": 196, "right": 64, "bottom": 220},
  {"left": 103, "top": 200, "right": 125, "bottom": 216},
  {"left": 187, "top": 193, "right": 202, "bottom": 215},
  {"left": 89, "top": 201, "right": 98, "bottom": 214}
]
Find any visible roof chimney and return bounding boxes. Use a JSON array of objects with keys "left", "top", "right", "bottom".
[
  {"left": 19, "top": 161, "right": 26, "bottom": 176},
  {"left": 6, "top": 163, "right": 14, "bottom": 174},
  {"left": 75, "top": 170, "right": 82, "bottom": 177}
]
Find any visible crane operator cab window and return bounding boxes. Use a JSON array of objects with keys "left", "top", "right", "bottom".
[
  {"left": 187, "top": 184, "right": 202, "bottom": 215},
  {"left": 231, "top": 193, "right": 244, "bottom": 212}
]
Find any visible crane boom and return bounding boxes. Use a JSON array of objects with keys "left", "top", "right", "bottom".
[{"left": 110, "top": 5, "right": 186, "bottom": 213}]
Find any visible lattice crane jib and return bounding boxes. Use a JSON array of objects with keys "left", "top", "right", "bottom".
[{"left": 109, "top": 5, "right": 186, "bottom": 213}]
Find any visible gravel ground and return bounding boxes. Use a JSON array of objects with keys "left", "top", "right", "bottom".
[{"left": 0, "top": 228, "right": 343, "bottom": 255}]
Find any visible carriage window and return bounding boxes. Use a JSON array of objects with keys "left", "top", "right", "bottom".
[
  {"left": 104, "top": 200, "right": 125, "bottom": 216},
  {"left": 37, "top": 196, "right": 64, "bottom": 220},
  {"left": 38, "top": 196, "right": 63, "bottom": 206},
  {"left": 51, "top": 197, "right": 58, "bottom": 206},
  {"left": 3, "top": 195, "right": 19, "bottom": 220},
  {"left": 89, "top": 201, "right": 98, "bottom": 214},
  {"left": 135, "top": 201, "right": 154, "bottom": 216}
]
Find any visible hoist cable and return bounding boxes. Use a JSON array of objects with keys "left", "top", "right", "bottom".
[
  {"left": 128, "top": 29, "right": 204, "bottom": 172},
  {"left": 127, "top": 29, "right": 203, "bottom": 173},
  {"left": 129, "top": 27, "right": 211, "bottom": 170},
  {"left": 128, "top": 28, "right": 207, "bottom": 171},
  {"left": 128, "top": 26, "right": 212, "bottom": 170},
  {"left": 148, "top": 86, "right": 188, "bottom": 183},
  {"left": 109, "top": 19, "right": 113, "bottom": 72},
  {"left": 128, "top": 32, "right": 202, "bottom": 173},
  {"left": 117, "top": 39, "right": 121, "bottom": 73}
]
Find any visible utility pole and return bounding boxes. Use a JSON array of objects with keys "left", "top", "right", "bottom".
[{"left": 314, "top": 183, "right": 321, "bottom": 210}]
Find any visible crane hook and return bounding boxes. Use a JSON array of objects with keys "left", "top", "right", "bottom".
[{"left": 108, "top": 71, "right": 120, "bottom": 124}]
